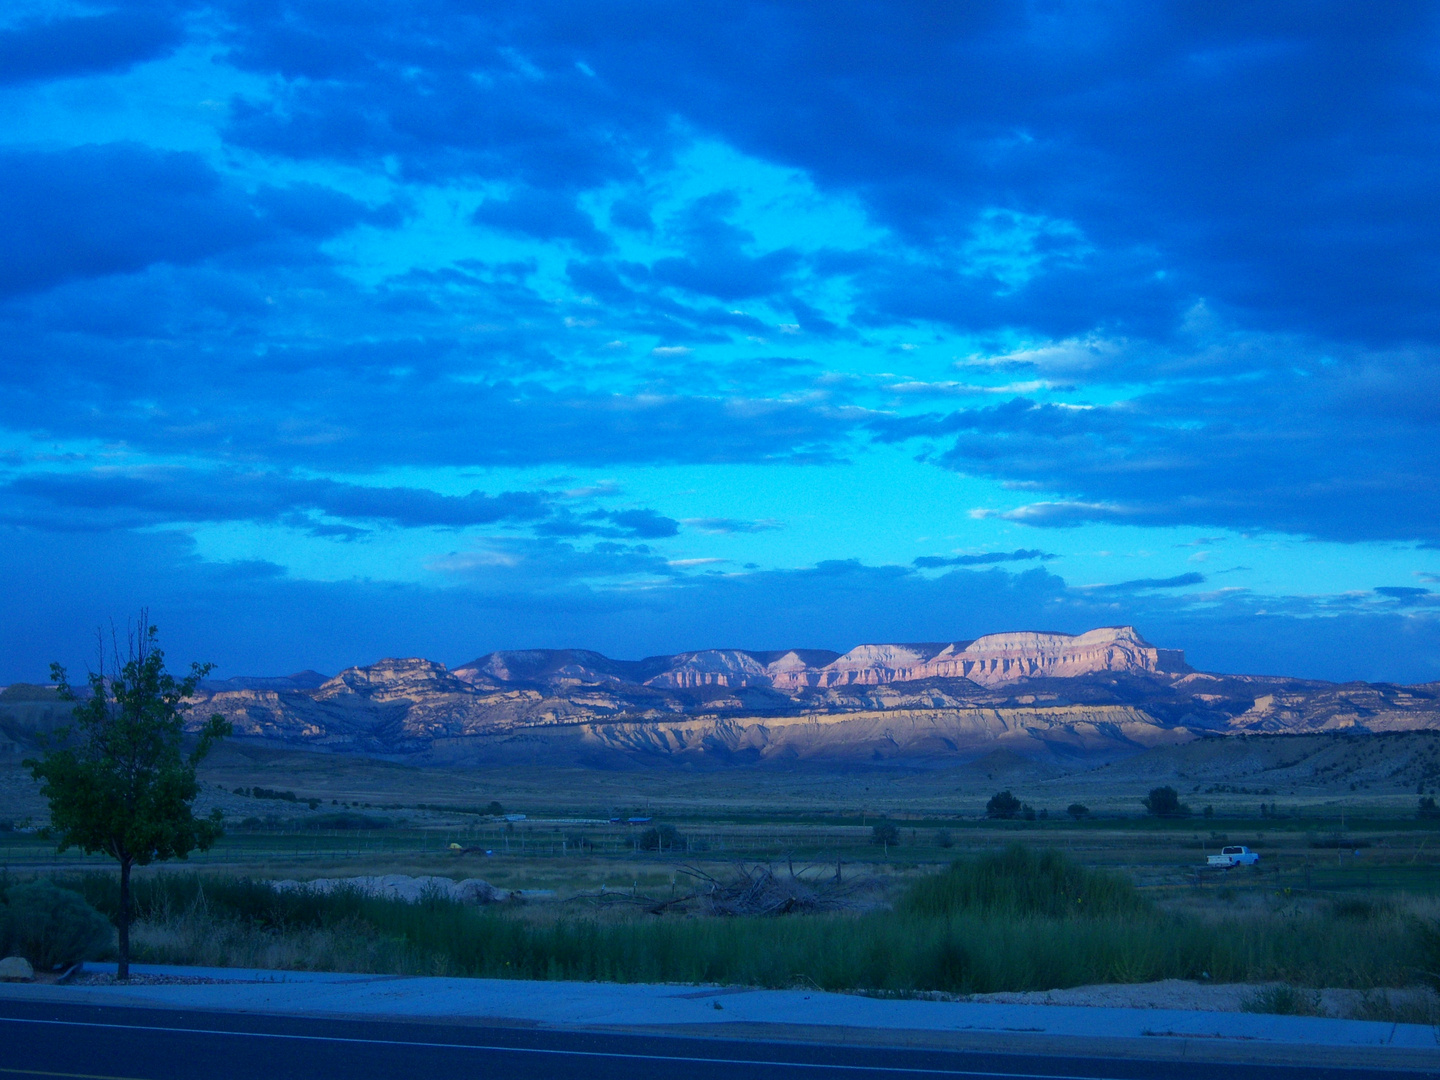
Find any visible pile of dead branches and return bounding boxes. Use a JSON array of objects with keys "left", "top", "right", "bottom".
[{"left": 678, "top": 861, "right": 887, "bottom": 916}]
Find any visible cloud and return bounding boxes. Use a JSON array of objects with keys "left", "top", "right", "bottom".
[
  {"left": 913, "top": 549, "right": 1056, "bottom": 568},
  {"left": 5, "top": 1, "right": 1440, "bottom": 687},
  {"left": 683, "top": 517, "right": 784, "bottom": 534},
  {"left": 427, "top": 536, "right": 671, "bottom": 584},
  {"left": 0, "top": 469, "right": 685, "bottom": 542},
  {"left": 1, "top": 469, "right": 555, "bottom": 532},
  {"left": 1375, "top": 586, "right": 1431, "bottom": 600},
  {"left": 649, "top": 194, "right": 800, "bottom": 301},
  {"left": 472, "top": 190, "right": 610, "bottom": 253},
  {"left": 3, "top": 529, "right": 1436, "bottom": 686},
  {"left": 877, "top": 366, "right": 1440, "bottom": 544},
  {"left": 0, "top": 144, "right": 389, "bottom": 298},
  {"left": 1085, "top": 572, "right": 1207, "bottom": 593},
  {"left": 0, "top": 9, "right": 184, "bottom": 86}
]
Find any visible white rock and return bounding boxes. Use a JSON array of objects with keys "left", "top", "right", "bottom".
[{"left": 0, "top": 956, "right": 34, "bottom": 982}]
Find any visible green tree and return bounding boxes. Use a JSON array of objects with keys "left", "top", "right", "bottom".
[
  {"left": 1142, "top": 785, "right": 1190, "bottom": 818},
  {"left": 25, "top": 618, "right": 230, "bottom": 979},
  {"left": 986, "top": 790, "right": 1022, "bottom": 819},
  {"left": 870, "top": 820, "right": 901, "bottom": 847},
  {"left": 1066, "top": 803, "right": 1090, "bottom": 821}
]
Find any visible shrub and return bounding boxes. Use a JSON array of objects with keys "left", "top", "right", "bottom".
[
  {"left": 985, "top": 791, "right": 1022, "bottom": 820},
  {"left": 1241, "top": 984, "right": 1322, "bottom": 1016},
  {"left": 1418, "top": 796, "right": 1440, "bottom": 820},
  {"left": 639, "top": 824, "right": 684, "bottom": 851},
  {"left": 1066, "top": 804, "right": 1089, "bottom": 820},
  {"left": 0, "top": 880, "right": 113, "bottom": 969},
  {"left": 251, "top": 787, "right": 298, "bottom": 802},
  {"left": 1331, "top": 898, "right": 1384, "bottom": 920},
  {"left": 1415, "top": 918, "right": 1440, "bottom": 990},
  {"left": 870, "top": 822, "right": 900, "bottom": 846},
  {"left": 900, "top": 845, "right": 1147, "bottom": 919},
  {"left": 934, "top": 830, "right": 953, "bottom": 849}
]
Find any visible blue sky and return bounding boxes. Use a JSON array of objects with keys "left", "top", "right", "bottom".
[{"left": 3, "top": 1, "right": 1440, "bottom": 682}]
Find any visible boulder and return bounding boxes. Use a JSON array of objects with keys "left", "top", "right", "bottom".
[{"left": 0, "top": 956, "right": 34, "bottom": 982}]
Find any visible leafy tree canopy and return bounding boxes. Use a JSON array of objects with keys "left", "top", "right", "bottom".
[
  {"left": 986, "top": 790, "right": 1023, "bottom": 820},
  {"left": 25, "top": 618, "right": 230, "bottom": 977},
  {"left": 1142, "top": 785, "right": 1191, "bottom": 818}
]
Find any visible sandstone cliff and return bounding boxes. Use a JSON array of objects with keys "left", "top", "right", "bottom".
[{"left": 10, "top": 625, "right": 1435, "bottom": 768}]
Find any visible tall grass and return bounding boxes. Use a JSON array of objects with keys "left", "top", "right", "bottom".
[
  {"left": 901, "top": 845, "right": 1146, "bottom": 919},
  {"left": 43, "top": 848, "right": 1440, "bottom": 993}
]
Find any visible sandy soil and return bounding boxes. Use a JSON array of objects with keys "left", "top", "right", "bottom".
[{"left": 959, "top": 978, "right": 1438, "bottom": 1019}]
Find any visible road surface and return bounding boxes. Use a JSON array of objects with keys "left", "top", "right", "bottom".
[{"left": 0, "top": 999, "right": 1426, "bottom": 1080}]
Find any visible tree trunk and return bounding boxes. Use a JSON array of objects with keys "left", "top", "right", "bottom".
[{"left": 117, "top": 857, "right": 132, "bottom": 982}]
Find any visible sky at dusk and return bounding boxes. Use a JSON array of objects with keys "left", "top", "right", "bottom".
[{"left": 3, "top": 2, "right": 1440, "bottom": 683}]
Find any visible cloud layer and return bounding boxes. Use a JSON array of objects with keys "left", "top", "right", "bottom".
[{"left": 2, "top": 2, "right": 1438, "bottom": 679}]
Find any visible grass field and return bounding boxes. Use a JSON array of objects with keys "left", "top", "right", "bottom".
[
  {"left": 10, "top": 845, "right": 1432, "bottom": 1007},
  {"left": 5, "top": 737, "right": 1440, "bottom": 1012}
]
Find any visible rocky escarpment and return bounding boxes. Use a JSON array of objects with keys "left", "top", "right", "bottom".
[
  {"left": 454, "top": 626, "right": 1184, "bottom": 693},
  {"left": 765, "top": 627, "right": 1189, "bottom": 689},
  {"left": 418, "top": 705, "right": 1196, "bottom": 767},
  {"left": 8, "top": 625, "right": 1439, "bottom": 766}
]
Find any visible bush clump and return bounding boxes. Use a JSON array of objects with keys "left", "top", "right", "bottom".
[
  {"left": 1414, "top": 918, "right": 1440, "bottom": 990},
  {"left": 0, "top": 880, "right": 113, "bottom": 969},
  {"left": 638, "top": 824, "right": 684, "bottom": 851},
  {"left": 900, "top": 845, "right": 1147, "bottom": 920},
  {"left": 985, "top": 791, "right": 1022, "bottom": 819},
  {"left": 1142, "top": 786, "right": 1191, "bottom": 818}
]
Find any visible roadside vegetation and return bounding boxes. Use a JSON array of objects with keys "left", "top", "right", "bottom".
[{"left": 7, "top": 844, "right": 1435, "bottom": 998}]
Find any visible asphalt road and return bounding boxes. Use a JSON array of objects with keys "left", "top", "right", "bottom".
[{"left": 0, "top": 1000, "right": 1425, "bottom": 1080}]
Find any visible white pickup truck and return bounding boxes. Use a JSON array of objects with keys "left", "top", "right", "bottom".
[{"left": 1207, "top": 845, "right": 1260, "bottom": 867}]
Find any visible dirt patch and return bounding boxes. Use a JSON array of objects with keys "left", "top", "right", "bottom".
[
  {"left": 957, "top": 979, "right": 1439, "bottom": 1021},
  {"left": 70, "top": 972, "right": 244, "bottom": 986}
]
